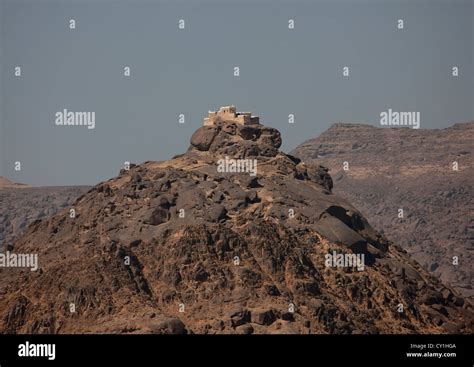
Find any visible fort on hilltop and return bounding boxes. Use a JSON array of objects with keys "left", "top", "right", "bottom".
[{"left": 203, "top": 105, "right": 260, "bottom": 126}]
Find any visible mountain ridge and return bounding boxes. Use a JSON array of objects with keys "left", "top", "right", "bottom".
[{"left": 291, "top": 120, "right": 473, "bottom": 300}]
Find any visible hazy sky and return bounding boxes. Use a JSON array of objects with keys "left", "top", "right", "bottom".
[{"left": 1, "top": 0, "right": 472, "bottom": 186}]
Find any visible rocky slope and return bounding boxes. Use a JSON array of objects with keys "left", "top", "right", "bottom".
[
  {"left": 0, "top": 185, "right": 90, "bottom": 250},
  {"left": 0, "top": 113, "right": 472, "bottom": 334},
  {"left": 291, "top": 122, "right": 473, "bottom": 300}
]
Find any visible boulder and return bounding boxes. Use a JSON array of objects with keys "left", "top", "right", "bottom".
[
  {"left": 152, "top": 318, "right": 187, "bottom": 334},
  {"left": 315, "top": 214, "right": 367, "bottom": 252},
  {"left": 147, "top": 207, "right": 170, "bottom": 225},
  {"left": 206, "top": 204, "right": 228, "bottom": 223},
  {"left": 251, "top": 309, "right": 276, "bottom": 326},
  {"left": 190, "top": 126, "right": 218, "bottom": 151},
  {"left": 235, "top": 323, "right": 254, "bottom": 335}
]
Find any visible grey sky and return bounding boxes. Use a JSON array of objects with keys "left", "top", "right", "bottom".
[{"left": 1, "top": 0, "right": 472, "bottom": 186}]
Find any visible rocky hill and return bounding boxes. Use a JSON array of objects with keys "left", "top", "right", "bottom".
[
  {"left": 291, "top": 122, "right": 473, "bottom": 300},
  {"left": 0, "top": 112, "right": 472, "bottom": 334}
]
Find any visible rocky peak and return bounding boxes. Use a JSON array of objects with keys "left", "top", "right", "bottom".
[
  {"left": 189, "top": 107, "right": 282, "bottom": 158},
  {"left": 185, "top": 108, "right": 333, "bottom": 193}
]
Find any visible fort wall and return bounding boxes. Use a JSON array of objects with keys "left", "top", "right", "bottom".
[{"left": 203, "top": 106, "right": 260, "bottom": 126}]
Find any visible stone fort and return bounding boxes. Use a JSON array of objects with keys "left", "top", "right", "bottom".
[{"left": 203, "top": 105, "right": 260, "bottom": 126}]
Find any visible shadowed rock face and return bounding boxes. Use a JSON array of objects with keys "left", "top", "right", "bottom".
[
  {"left": 291, "top": 122, "right": 474, "bottom": 300},
  {"left": 0, "top": 114, "right": 472, "bottom": 334}
]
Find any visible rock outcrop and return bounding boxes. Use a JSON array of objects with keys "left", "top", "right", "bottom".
[{"left": 189, "top": 119, "right": 282, "bottom": 158}]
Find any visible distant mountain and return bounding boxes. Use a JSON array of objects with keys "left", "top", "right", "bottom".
[
  {"left": 0, "top": 108, "right": 471, "bottom": 334},
  {"left": 0, "top": 185, "right": 90, "bottom": 250},
  {"left": 0, "top": 177, "right": 29, "bottom": 189},
  {"left": 291, "top": 121, "right": 474, "bottom": 300}
]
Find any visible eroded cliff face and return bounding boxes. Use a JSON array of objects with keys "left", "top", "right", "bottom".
[
  {"left": 0, "top": 115, "right": 471, "bottom": 334},
  {"left": 291, "top": 122, "right": 474, "bottom": 300}
]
